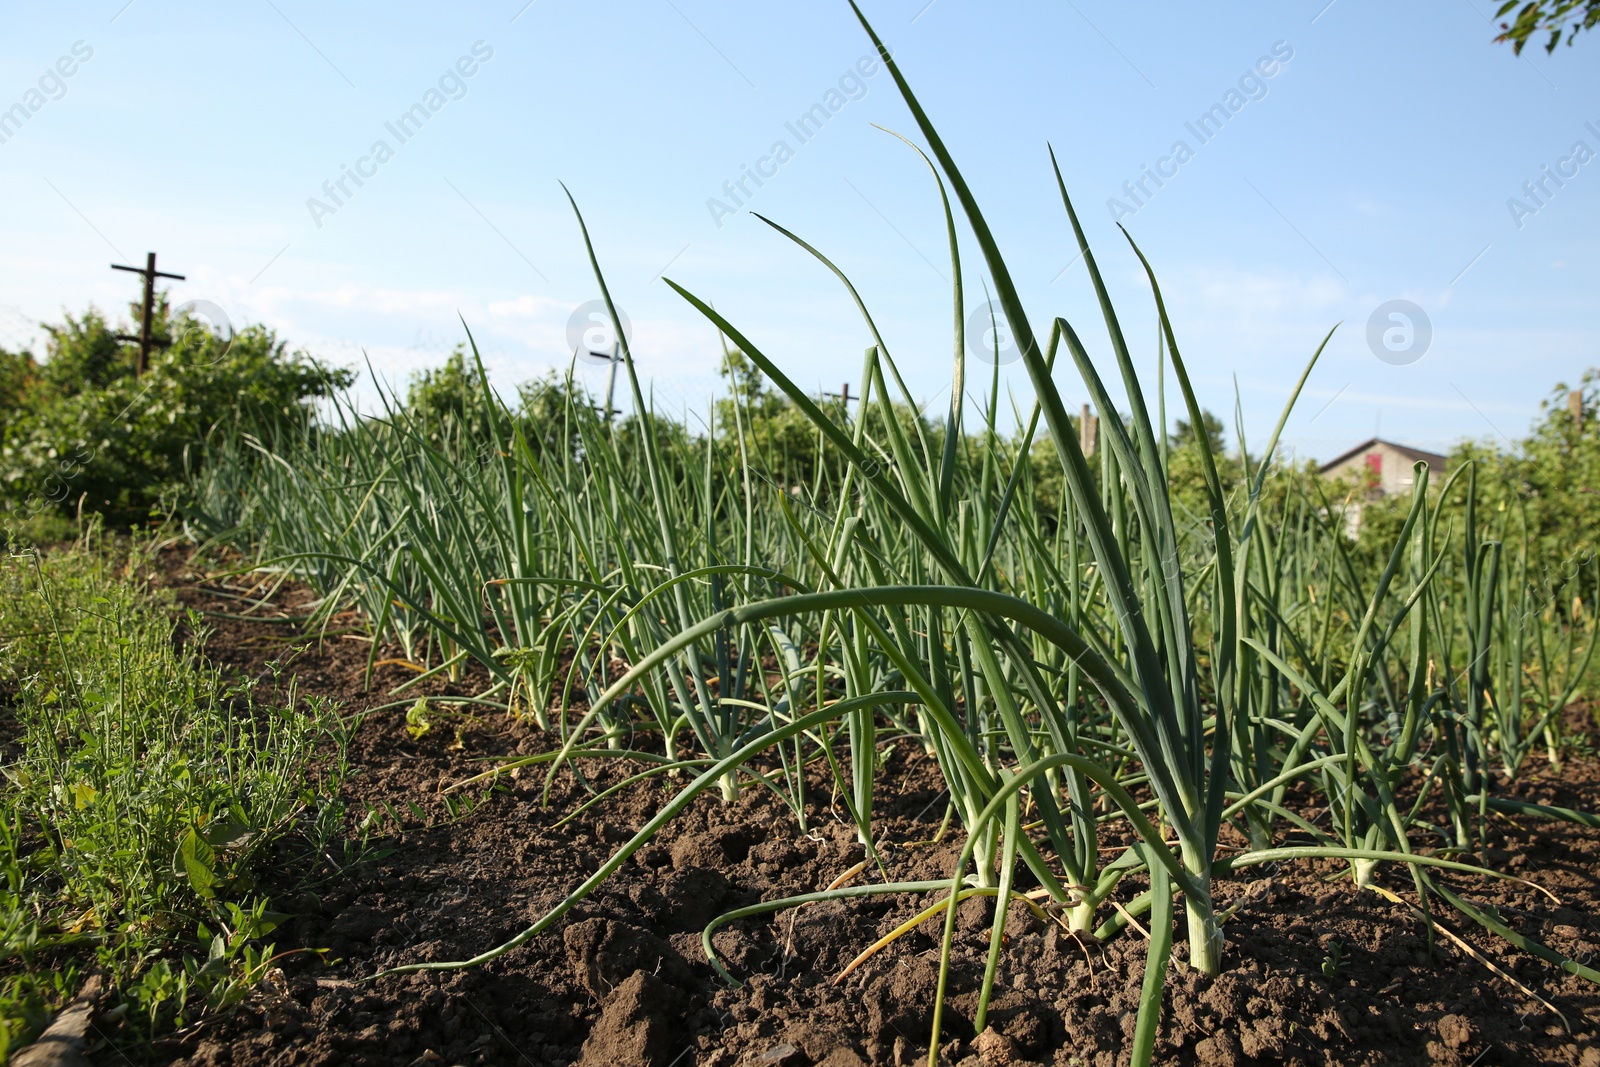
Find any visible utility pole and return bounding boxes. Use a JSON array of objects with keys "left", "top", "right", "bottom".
[
  {"left": 575, "top": 343, "right": 623, "bottom": 423},
  {"left": 824, "top": 383, "right": 855, "bottom": 406},
  {"left": 110, "top": 252, "right": 185, "bottom": 376},
  {"left": 603, "top": 343, "right": 619, "bottom": 423}
]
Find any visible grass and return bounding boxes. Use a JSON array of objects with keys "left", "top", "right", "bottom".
[
  {"left": 180, "top": 5, "right": 1600, "bottom": 1062},
  {"left": 0, "top": 528, "right": 350, "bottom": 1059}
]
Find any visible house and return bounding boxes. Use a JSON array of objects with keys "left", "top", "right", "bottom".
[
  {"left": 1319, "top": 438, "right": 1449, "bottom": 537},
  {"left": 1319, "top": 437, "right": 1448, "bottom": 498}
]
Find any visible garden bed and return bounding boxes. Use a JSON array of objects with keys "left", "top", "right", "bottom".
[{"left": 83, "top": 548, "right": 1600, "bottom": 1067}]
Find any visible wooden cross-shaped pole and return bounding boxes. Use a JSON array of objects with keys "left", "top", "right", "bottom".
[{"left": 111, "top": 252, "right": 185, "bottom": 376}]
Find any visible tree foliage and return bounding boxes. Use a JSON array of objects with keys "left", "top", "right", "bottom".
[
  {"left": 1451, "top": 370, "right": 1600, "bottom": 599},
  {"left": 0, "top": 296, "right": 350, "bottom": 529},
  {"left": 712, "top": 346, "right": 938, "bottom": 496},
  {"left": 1496, "top": 0, "right": 1600, "bottom": 53}
]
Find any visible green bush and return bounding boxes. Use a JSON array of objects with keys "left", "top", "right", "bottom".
[
  {"left": 0, "top": 297, "right": 350, "bottom": 531},
  {"left": 1452, "top": 370, "right": 1600, "bottom": 601}
]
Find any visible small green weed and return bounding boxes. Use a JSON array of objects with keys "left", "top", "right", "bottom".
[{"left": 0, "top": 532, "right": 348, "bottom": 1055}]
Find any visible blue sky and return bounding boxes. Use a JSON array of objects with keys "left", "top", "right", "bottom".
[{"left": 1, "top": 1, "right": 1596, "bottom": 462}]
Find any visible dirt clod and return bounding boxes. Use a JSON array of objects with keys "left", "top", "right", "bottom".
[
  {"left": 1437, "top": 1013, "right": 1473, "bottom": 1050},
  {"left": 974, "top": 1028, "right": 1018, "bottom": 1065},
  {"left": 576, "top": 971, "right": 684, "bottom": 1067},
  {"left": 562, "top": 917, "right": 688, "bottom": 997},
  {"left": 863, "top": 954, "right": 943, "bottom": 1048}
]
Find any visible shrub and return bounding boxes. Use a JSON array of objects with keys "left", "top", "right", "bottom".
[{"left": 0, "top": 297, "right": 350, "bottom": 530}]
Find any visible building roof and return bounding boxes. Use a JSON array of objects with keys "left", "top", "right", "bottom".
[{"left": 1318, "top": 437, "right": 1449, "bottom": 475}]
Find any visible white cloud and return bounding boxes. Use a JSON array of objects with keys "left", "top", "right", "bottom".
[{"left": 487, "top": 294, "right": 566, "bottom": 319}]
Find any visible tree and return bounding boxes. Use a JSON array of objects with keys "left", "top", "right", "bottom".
[
  {"left": 713, "top": 347, "right": 827, "bottom": 488},
  {"left": 1172, "top": 409, "right": 1226, "bottom": 457},
  {"left": 711, "top": 347, "right": 943, "bottom": 498},
  {"left": 0, "top": 347, "right": 37, "bottom": 442},
  {"left": 404, "top": 344, "right": 496, "bottom": 453},
  {"left": 1496, "top": 1, "right": 1600, "bottom": 53},
  {"left": 1453, "top": 369, "right": 1599, "bottom": 600},
  {"left": 0, "top": 296, "right": 350, "bottom": 527}
]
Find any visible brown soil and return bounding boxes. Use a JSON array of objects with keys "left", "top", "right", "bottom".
[{"left": 93, "top": 548, "right": 1600, "bottom": 1066}]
